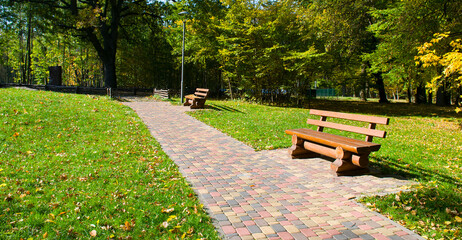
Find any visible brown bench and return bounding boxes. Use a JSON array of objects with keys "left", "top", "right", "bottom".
[
  {"left": 153, "top": 88, "right": 169, "bottom": 99},
  {"left": 184, "top": 88, "right": 209, "bottom": 109},
  {"left": 285, "top": 109, "right": 389, "bottom": 175}
]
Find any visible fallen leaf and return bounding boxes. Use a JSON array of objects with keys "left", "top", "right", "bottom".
[
  {"left": 455, "top": 216, "right": 462, "bottom": 222},
  {"left": 162, "top": 221, "right": 169, "bottom": 228},
  {"left": 162, "top": 208, "right": 174, "bottom": 213},
  {"left": 90, "top": 230, "right": 97, "bottom": 237}
]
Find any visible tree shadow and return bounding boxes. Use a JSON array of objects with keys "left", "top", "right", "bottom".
[
  {"left": 302, "top": 99, "right": 461, "bottom": 119},
  {"left": 369, "top": 156, "right": 462, "bottom": 187},
  {"left": 206, "top": 103, "right": 244, "bottom": 113},
  {"left": 312, "top": 154, "right": 461, "bottom": 186}
]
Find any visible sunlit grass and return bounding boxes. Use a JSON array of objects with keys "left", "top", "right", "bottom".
[
  {"left": 189, "top": 99, "right": 462, "bottom": 239},
  {"left": 0, "top": 88, "right": 220, "bottom": 239}
]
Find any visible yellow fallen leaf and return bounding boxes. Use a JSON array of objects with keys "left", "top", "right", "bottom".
[
  {"left": 455, "top": 216, "right": 462, "bottom": 222},
  {"left": 167, "top": 215, "right": 177, "bottom": 222},
  {"left": 43, "top": 232, "right": 48, "bottom": 238},
  {"left": 444, "top": 221, "right": 452, "bottom": 225}
]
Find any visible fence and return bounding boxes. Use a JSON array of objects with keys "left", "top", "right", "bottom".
[
  {"left": 316, "top": 88, "right": 336, "bottom": 97},
  {"left": 0, "top": 83, "right": 158, "bottom": 98}
]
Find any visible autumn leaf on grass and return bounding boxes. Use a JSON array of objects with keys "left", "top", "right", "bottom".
[
  {"left": 90, "top": 230, "right": 97, "bottom": 237},
  {"left": 162, "top": 221, "right": 169, "bottom": 228},
  {"left": 167, "top": 215, "right": 177, "bottom": 222},
  {"left": 121, "top": 221, "right": 134, "bottom": 231},
  {"left": 162, "top": 208, "right": 174, "bottom": 213},
  {"left": 455, "top": 216, "right": 462, "bottom": 223}
]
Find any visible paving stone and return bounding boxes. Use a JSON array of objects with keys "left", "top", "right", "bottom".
[
  {"left": 359, "top": 234, "right": 376, "bottom": 240},
  {"left": 340, "top": 229, "right": 359, "bottom": 238},
  {"left": 247, "top": 225, "right": 262, "bottom": 234},
  {"left": 214, "top": 213, "right": 228, "bottom": 221},
  {"left": 332, "top": 234, "right": 349, "bottom": 240},
  {"left": 388, "top": 235, "right": 405, "bottom": 240},
  {"left": 125, "top": 102, "right": 424, "bottom": 240},
  {"left": 271, "top": 223, "right": 286, "bottom": 232}
]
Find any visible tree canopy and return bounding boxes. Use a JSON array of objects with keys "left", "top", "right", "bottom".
[{"left": 1, "top": 0, "right": 461, "bottom": 106}]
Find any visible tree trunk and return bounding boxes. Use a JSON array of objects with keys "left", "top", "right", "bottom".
[
  {"left": 415, "top": 84, "right": 427, "bottom": 104},
  {"left": 360, "top": 64, "right": 368, "bottom": 101},
  {"left": 26, "top": 11, "right": 32, "bottom": 85},
  {"left": 435, "top": 85, "right": 451, "bottom": 106},
  {"left": 407, "top": 78, "right": 412, "bottom": 103},
  {"left": 103, "top": 56, "right": 117, "bottom": 88},
  {"left": 373, "top": 72, "right": 389, "bottom": 103}
]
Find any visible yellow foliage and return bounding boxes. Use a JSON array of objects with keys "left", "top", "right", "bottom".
[{"left": 416, "top": 32, "right": 462, "bottom": 101}]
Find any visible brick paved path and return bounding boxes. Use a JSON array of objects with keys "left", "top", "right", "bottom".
[{"left": 125, "top": 102, "right": 423, "bottom": 240}]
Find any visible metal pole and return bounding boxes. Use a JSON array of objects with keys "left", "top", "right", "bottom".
[{"left": 181, "top": 20, "right": 186, "bottom": 104}]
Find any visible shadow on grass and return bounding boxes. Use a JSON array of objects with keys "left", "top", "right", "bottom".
[
  {"left": 370, "top": 156, "right": 462, "bottom": 187},
  {"left": 302, "top": 99, "right": 461, "bottom": 119},
  {"left": 206, "top": 103, "right": 244, "bottom": 113}
]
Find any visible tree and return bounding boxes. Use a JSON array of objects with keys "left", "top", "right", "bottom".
[
  {"left": 367, "top": 0, "right": 462, "bottom": 105},
  {"left": 21, "top": 0, "right": 161, "bottom": 88},
  {"left": 417, "top": 32, "right": 462, "bottom": 107},
  {"left": 309, "top": 0, "right": 390, "bottom": 103}
]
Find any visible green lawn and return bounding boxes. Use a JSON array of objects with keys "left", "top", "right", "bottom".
[
  {"left": 0, "top": 88, "right": 220, "bottom": 239},
  {"left": 188, "top": 99, "right": 462, "bottom": 239}
]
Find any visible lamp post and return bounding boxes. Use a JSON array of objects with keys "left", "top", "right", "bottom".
[{"left": 179, "top": 11, "right": 188, "bottom": 104}]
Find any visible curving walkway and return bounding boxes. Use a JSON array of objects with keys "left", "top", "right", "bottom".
[{"left": 124, "top": 102, "right": 423, "bottom": 240}]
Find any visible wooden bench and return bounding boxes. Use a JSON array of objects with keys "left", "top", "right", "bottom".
[
  {"left": 153, "top": 88, "right": 169, "bottom": 99},
  {"left": 184, "top": 88, "right": 209, "bottom": 109},
  {"left": 285, "top": 109, "right": 389, "bottom": 175}
]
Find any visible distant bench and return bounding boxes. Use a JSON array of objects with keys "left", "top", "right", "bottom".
[
  {"left": 184, "top": 88, "right": 209, "bottom": 109},
  {"left": 153, "top": 88, "right": 169, "bottom": 99},
  {"left": 285, "top": 109, "right": 389, "bottom": 175}
]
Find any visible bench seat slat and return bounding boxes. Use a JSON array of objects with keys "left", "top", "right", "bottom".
[
  {"left": 306, "top": 119, "right": 387, "bottom": 138},
  {"left": 285, "top": 128, "right": 381, "bottom": 154},
  {"left": 310, "top": 109, "right": 389, "bottom": 125}
]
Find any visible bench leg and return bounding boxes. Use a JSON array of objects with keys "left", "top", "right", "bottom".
[
  {"left": 184, "top": 98, "right": 192, "bottom": 106},
  {"left": 190, "top": 99, "right": 199, "bottom": 109},
  {"left": 288, "top": 135, "right": 318, "bottom": 159},
  {"left": 191, "top": 99, "right": 206, "bottom": 109},
  {"left": 331, "top": 148, "right": 370, "bottom": 176}
]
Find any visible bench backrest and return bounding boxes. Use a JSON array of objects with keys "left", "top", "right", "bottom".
[
  {"left": 308, "top": 109, "right": 389, "bottom": 142},
  {"left": 153, "top": 88, "right": 169, "bottom": 99},
  {"left": 194, "top": 88, "right": 209, "bottom": 99}
]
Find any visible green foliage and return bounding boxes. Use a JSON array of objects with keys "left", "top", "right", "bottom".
[
  {"left": 0, "top": 88, "right": 219, "bottom": 239},
  {"left": 116, "top": 2, "right": 175, "bottom": 89},
  {"left": 189, "top": 99, "right": 462, "bottom": 239},
  {"left": 367, "top": 0, "right": 462, "bottom": 103}
]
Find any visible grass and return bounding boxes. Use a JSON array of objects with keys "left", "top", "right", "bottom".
[
  {"left": 188, "top": 99, "right": 462, "bottom": 239},
  {"left": 0, "top": 88, "right": 220, "bottom": 239}
]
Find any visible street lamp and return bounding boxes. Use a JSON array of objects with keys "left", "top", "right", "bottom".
[{"left": 179, "top": 11, "right": 188, "bottom": 104}]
